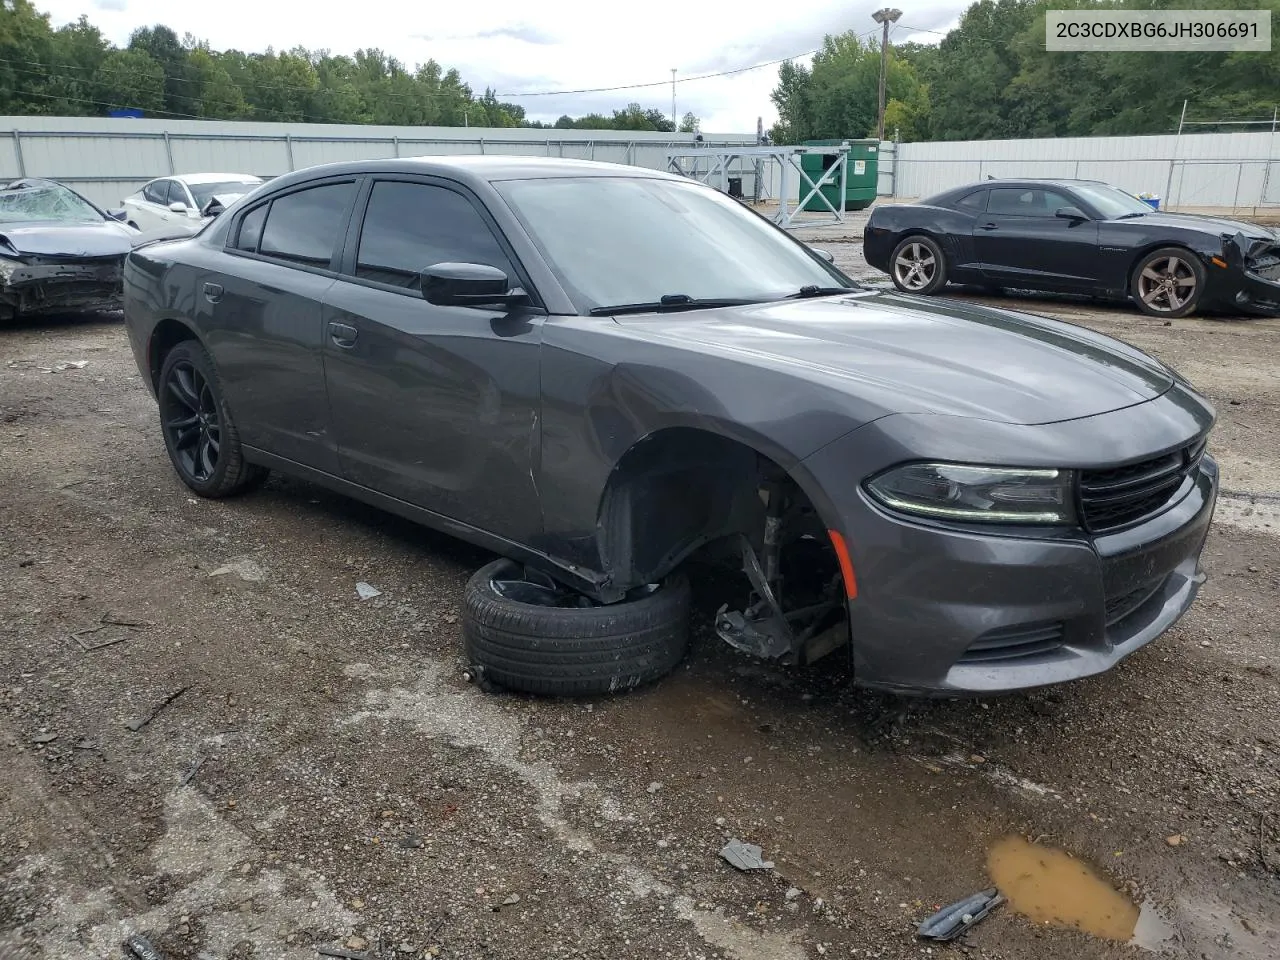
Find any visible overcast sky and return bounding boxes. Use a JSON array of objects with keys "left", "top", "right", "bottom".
[{"left": 41, "top": 0, "right": 966, "bottom": 132}]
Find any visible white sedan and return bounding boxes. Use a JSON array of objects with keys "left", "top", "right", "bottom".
[{"left": 122, "top": 173, "right": 264, "bottom": 233}]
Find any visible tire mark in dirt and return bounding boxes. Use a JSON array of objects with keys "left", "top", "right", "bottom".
[{"left": 340, "top": 661, "right": 808, "bottom": 960}]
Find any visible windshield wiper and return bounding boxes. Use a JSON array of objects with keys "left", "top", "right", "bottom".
[
  {"left": 587, "top": 293, "right": 763, "bottom": 316},
  {"left": 1115, "top": 212, "right": 1147, "bottom": 220},
  {"left": 782, "top": 284, "right": 859, "bottom": 299}
]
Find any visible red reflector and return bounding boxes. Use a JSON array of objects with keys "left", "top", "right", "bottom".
[{"left": 828, "top": 529, "right": 858, "bottom": 600}]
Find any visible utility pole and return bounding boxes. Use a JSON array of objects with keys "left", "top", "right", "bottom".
[
  {"left": 872, "top": 7, "right": 902, "bottom": 142},
  {"left": 671, "top": 69, "right": 677, "bottom": 131}
]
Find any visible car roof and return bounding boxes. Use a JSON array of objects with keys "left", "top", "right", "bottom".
[
  {"left": 925, "top": 178, "right": 1111, "bottom": 203},
  {"left": 256, "top": 155, "right": 685, "bottom": 194},
  {"left": 168, "top": 172, "right": 264, "bottom": 185}
]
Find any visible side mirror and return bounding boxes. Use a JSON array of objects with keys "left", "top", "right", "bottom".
[
  {"left": 201, "top": 198, "right": 225, "bottom": 218},
  {"left": 420, "top": 262, "right": 528, "bottom": 308},
  {"left": 811, "top": 248, "right": 835, "bottom": 264},
  {"left": 168, "top": 201, "right": 189, "bottom": 213},
  {"left": 106, "top": 208, "right": 128, "bottom": 222},
  {"left": 1055, "top": 206, "right": 1088, "bottom": 222}
]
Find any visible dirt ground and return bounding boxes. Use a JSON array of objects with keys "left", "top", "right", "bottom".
[{"left": 2, "top": 244, "right": 1278, "bottom": 960}]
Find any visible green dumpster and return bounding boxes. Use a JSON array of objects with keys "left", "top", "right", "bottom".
[{"left": 799, "top": 138, "right": 879, "bottom": 212}]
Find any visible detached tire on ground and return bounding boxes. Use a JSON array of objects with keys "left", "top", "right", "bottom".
[{"left": 462, "top": 558, "right": 691, "bottom": 697}]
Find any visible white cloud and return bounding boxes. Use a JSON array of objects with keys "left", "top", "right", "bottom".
[{"left": 40, "top": 0, "right": 967, "bottom": 132}]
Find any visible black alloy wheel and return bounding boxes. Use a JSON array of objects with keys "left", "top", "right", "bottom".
[{"left": 157, "top": 339, "right": 267, "bottom": 497}]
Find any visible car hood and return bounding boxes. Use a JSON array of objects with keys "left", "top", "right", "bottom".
[
  {"left": 1125, "top": 211, "right": 1277, "bottom": 240},
  {"left": 0, "top": 220, "right": 137, "bottom": 258},
  {"left": 612, "top": 290, "right": 1174, "bottom": 426}
]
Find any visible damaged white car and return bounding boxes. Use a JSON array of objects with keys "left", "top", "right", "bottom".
[{"left": 121, "top": 173, "right": 264, "bottom": 234}]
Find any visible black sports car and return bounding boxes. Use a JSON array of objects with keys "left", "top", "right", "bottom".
[
  {"left": 0, "top": 177, "right": 142, "bottom": 320},
  {"left": 863, "top": 178, "right": 1280, "bottom": 318}
]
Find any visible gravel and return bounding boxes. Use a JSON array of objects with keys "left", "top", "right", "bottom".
[{"left": 2, "top": 295, "right": 1278, "bottom": 960}]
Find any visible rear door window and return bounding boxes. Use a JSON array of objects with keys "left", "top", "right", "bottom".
[{"left": 257, "top": 182, "right": 355, "bottom": 269}]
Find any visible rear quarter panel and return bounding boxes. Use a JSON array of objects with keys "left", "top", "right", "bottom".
[
  {"left": 122, "top": 239, "right": 202, "bottom": 394},
  {"left": 863, "top": 203, "right": 981, "bottom": 278}
]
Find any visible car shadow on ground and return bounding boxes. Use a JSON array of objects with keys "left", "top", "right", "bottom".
[{"left": 1, "top": 309, "right": 123, "bottom": 332}]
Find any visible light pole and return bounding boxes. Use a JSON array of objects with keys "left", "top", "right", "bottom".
[
  {"left": 872, "top": 7, "right": 902, "bottom": 142},
  {"left": 671, "top": 68, "right": 677, "bottom": 131}
]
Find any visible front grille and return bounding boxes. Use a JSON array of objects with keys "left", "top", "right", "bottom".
[
  {"left": 1080, "top": 439, "right": 1206, "bottom": 532},
  {"left": 958, "top": 622, "right": 1065, "bottom": 664},
  {"left": 1104, "top": 577, "right": 1165, "bottom": 626},
  {"left": 1249, "top": 253, "right": 1280, "bottom": 282}
]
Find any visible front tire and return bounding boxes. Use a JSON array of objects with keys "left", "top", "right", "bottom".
[
  {"left": 462, "top": 558, "right": 691, "bottom": 697},
  {"left": 1131, "top": 247, "right": 1205, "bottom": 319},
  {"left": 157, "top": 340, "right": 267, "bottom": 498},
  {"left": 889, "top": 235, "right": 948, "bottom": 295}
]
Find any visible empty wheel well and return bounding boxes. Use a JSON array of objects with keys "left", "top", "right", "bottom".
[
  {"left": 148, "top": 319, "right": 198, "bottom": 392},
  {"left": 595, "top": 427, "right": 838, "bottom": 600}
]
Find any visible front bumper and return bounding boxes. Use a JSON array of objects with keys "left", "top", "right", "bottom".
[
  {"left": 1219, "top": 267, "right": 1280, "bottom": 316},
  {"left": 798, "top": 393, "right": 1219, "bottom": 695},
  {"left": 0, "top": 259, "right": 124, "bottom": 316},
  {"left": 856, "top": 458, "right": 1215, "bottom": 695}
]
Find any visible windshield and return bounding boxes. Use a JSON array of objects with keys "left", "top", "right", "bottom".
[
  {"left": 189, "top": 180, "right": 261, "bottom": 208},
  {"left": 494, "top": 176, "right": 853, "bottom": 311},
  {"left": 0, "top": 181, "right": 102, "bottom": 224},
  {"left": 1071, "top": 183, "right": 1153, "bottom": 218}
]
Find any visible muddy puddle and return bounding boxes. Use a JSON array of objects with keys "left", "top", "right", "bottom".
[{"left": 988, "top": 835, "right": 1174, "bottom": 949}]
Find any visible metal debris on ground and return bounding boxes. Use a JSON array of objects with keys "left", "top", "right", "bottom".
[
  {"left": 317, "top": 948, "right": 375, "bottom": 960},
  {"left": 719, "top": 838, "right": 775, "bottom": 871},
  {"left": 916, "top": 887, "right": 1005, "bottom": 941},
  {"left": 179, "top": 755, "right": 205, "bottom": 787},
  {"left": 125, "top": 685, "right": 191, "bottom": 732},
  {"left": 355, "top": 581, "right": 382, "bottom": 600},
  {"left": 124, "top": 933, "right": 167, "bottom": 960},
  {"left": 69, "top": 613, "right": 153, "bottom": 652}
]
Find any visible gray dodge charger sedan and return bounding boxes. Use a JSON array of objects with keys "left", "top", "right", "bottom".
[{"left": 122, "top": 156, "right": 1218, "bottom": 697}]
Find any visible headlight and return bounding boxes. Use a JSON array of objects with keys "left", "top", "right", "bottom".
[
  {"left": 0, "top": 257, "right": 19, "bottom": 283},
  {"left": 865, "top": 462, "right": 1077, "bottom": 525}
]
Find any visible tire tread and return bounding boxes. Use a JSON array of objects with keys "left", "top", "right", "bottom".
[{"left": 462, "top": 559, "right": 690, "bottom": 697}]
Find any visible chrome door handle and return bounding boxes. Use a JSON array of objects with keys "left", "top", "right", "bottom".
[{"left": 203, "top": 282, "right": 223, "bottom": 303}]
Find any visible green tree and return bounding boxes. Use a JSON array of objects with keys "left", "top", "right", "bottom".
[
  {"left": 41, "top": 15, "right": 107, "bottom": 114},
  {"left": 771, "top": 32, "right": 928, "bottom": 142},
  {"left": 678, "top": 111, "right": 699, "bottom": 133},
  {"left": 95, "top": 48, "right": 164, "bottom": 113},
  {"left": 0, "top": 0, "right": 56, "bottom": 115},
  {"left": 770, "top": 59, "right": 813, "bottom": 143},
  {"left": 188, "top": 47, "right": 249, "bottom": 119},
  {"left": 128, "top": 24, "right": 198, "bottom": 116}
]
